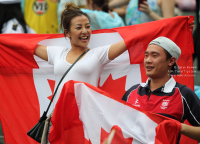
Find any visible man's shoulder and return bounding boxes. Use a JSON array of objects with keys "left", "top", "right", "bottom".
[
  {"left": 175, "top": 82, "right": 195, "bottom": 96},
  {"left": 122, "top": 84, "right": 140, "bottom": 101},
  {"left": 128, "top": 84, "right": 141, "bottom": 91}
]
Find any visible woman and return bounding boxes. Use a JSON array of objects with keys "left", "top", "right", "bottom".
[
  {"left": 37, "top": 3, "right": 127, "bottom": 143},
  {"left": 35, "top": 2, "right": 127, "bottom": 106},
  {"left": 81, "top": 0, "right": 125, "bottom": 30}
]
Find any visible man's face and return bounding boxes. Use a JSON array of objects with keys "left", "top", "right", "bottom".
[{"left": 144, "top": 44, "right": 171, "bottom": 79}]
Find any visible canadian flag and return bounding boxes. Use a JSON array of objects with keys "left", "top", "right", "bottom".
[
  {"left": 0, "top": 16, "right": 196, "bottom": 144},
  {"left": 49, "top": 80, "right": 182, "bottom": 144}
]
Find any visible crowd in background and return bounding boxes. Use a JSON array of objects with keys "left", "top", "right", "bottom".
[{"left": 0, "top": 0, "right": 198, "bottom": 33}]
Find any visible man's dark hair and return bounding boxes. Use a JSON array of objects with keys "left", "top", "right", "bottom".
[
  {"left": 164, "top": 49, "right": 172, "bottom": 60},
  {"left": 163, "top": 49, "right": 180, "bottom": 75}
]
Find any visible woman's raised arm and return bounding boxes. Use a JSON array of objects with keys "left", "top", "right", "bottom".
[
  {"left": 108, "top": 40, "right": 127, "bottom": 60},
  {"left": 34, "top": 45, "right": 48, "bottom": 61}
]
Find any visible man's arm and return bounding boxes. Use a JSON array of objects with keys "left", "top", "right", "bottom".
[
  {"left": 180, "top": 124, "right": 200, "bottom": 142},
  {"left": 181, "top": 86, "right": 200, "bottom": 126},
  {"left": 180, "top": 86, "right": 200, "bottom": 141}
]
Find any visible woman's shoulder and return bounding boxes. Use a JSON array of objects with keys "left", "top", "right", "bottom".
[
  {"left": 90, "top": 45, "right": 111, "bottom": 54},
  {"left": 47, "top": 46, "right": 69, "bottom": 54}
]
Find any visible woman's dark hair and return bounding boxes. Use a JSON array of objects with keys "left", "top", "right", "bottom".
[
  {"left": 0, "top": 3, "right": 27, "bottom": 34},
  {"left": 93, "top": 0, "right": 109, "bottom": 12},
  {"left": 60, "top": 2, "right": 90, "bottom": 33}
]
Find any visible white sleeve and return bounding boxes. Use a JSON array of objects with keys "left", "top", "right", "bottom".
[
  {"left": 93, "top": 45, "right": 111, "bottom": 65},
  {"left": 47, "top": 46, "right": 65, "bottom": 65}
]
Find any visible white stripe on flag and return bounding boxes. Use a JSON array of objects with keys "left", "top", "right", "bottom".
[{"left": 74, "top": 83, "right": 157, "bottom": 144}]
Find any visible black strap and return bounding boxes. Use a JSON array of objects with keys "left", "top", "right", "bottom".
[{"left": 45, "top": 49, "right": 90, "bottom": 113}]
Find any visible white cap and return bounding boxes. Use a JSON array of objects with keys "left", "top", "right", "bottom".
[
  {"left": 0, "top": 0, "right": 21, "bottom": 4},
  {"left": 149, "top": 37, "right": 181, "bottom": 60},
  {"left": 149, "top": 37, "right": 181, "bottom": 75}
]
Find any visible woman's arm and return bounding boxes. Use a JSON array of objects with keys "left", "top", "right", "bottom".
[
  {"left": 34, "top": 45, "right": 48, "bottom": 61},
  {"left": 113, "top": 5, "right": 127, "bottom": 18},
  {"left": 109, "top": 0, "right": 130, "bottom": 8},
  {"left": 108, "top": 40, "right": 127, "bottom": 60},
  {"left": 139, "top": 0, "right": 175, "bottom": 21},
  {"left": 180, "top": 124, "right": 200, "bottom": 142}
]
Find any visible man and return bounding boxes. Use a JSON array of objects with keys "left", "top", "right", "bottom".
[{"left": 122, "top": 37, "right": 200, "bottom": 142}]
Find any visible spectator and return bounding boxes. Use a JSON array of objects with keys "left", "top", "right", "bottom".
[
  {"left": 126, "top": 0, "right": 175, "bottom": 25},
  {"left": 109, "top": 0, "right": 175, "bottom": 25},
  {"left": 109, "top": 0, "right": 129, "bottom": 20},
  {"left": 0, "top": 0, "right": 35, "bottom": 34},
  {"left": 193, "top": 0, "right": 200, "bottom": 70},
  {"left": 58, "top": 0, "right": 124, "bottom": 31},
  {"left": 36, "top": 2, "right": 127, "bottom": 142},
  {"left": 122, "top": 37, "right": 200, "bottom": 142},
  {"left": 21, "top": 0, "right": 58, "bottom": 34},
  {"left": 80, "top": 0, "right": 125, "bottom": 30}
]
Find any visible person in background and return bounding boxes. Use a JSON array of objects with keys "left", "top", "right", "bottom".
[
  {"left": 0, "top": 0, "right": 35, "bottom": 34},
  {"left": 109, "top": 0, "right": 175, "bottom": 26},
  {"left": 80, "top": 0, "right": 125, "bottom": 30},
  {"left": 57, "top": 0, "right": 124, "bottom": 31},
  {"left": 21, "top": 0, "right": 58, "bottom": 34},
  {"left": 193, "top": 0, "right": 200, "bottom": 71},
  {"left": 108, "top": 0, "right": 129, "bottom": 20}
]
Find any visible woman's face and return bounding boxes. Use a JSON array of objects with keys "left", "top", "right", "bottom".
[{"left": 66, "top": 15, "right": 91, "bottom": 49}]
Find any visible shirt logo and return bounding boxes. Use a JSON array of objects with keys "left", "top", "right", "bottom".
[
  {"left": 133, "top": 99, "right": 140, "bottom": 107},
  {"left": 33, "top": 0, "right": 48, "bottom": 15},
  {"left": 160, "top": 99, "right": 170, "bottom": 109}
]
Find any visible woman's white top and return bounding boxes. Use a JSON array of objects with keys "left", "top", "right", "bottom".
[{"left": 47, "top": 45, "right": 111, "bottom": 106}]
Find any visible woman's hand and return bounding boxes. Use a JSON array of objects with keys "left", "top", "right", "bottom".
[{"left": 138, "top": 1, "right": 151, "bottom": 15}]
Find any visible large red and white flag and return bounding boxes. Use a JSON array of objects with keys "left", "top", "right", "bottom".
[
  {"left": 0, "top": 16, "right": 196, "bottom": 144},
  {"left": 50, "top": 80, "right": 182, "bottom": 144}
]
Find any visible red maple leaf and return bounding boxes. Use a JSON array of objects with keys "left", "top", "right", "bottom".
[
  {"left": 84, "top": 138, "right": 92, "bottom": 144},
  {"left": 47, "top": 79, "right": 55, "bottom": 100},
  {"left": 98, "top": 74, "right": 126, "bottom": 100},
  {"left": 101, "top": 126, "right": 133, "bottom": 144}
]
